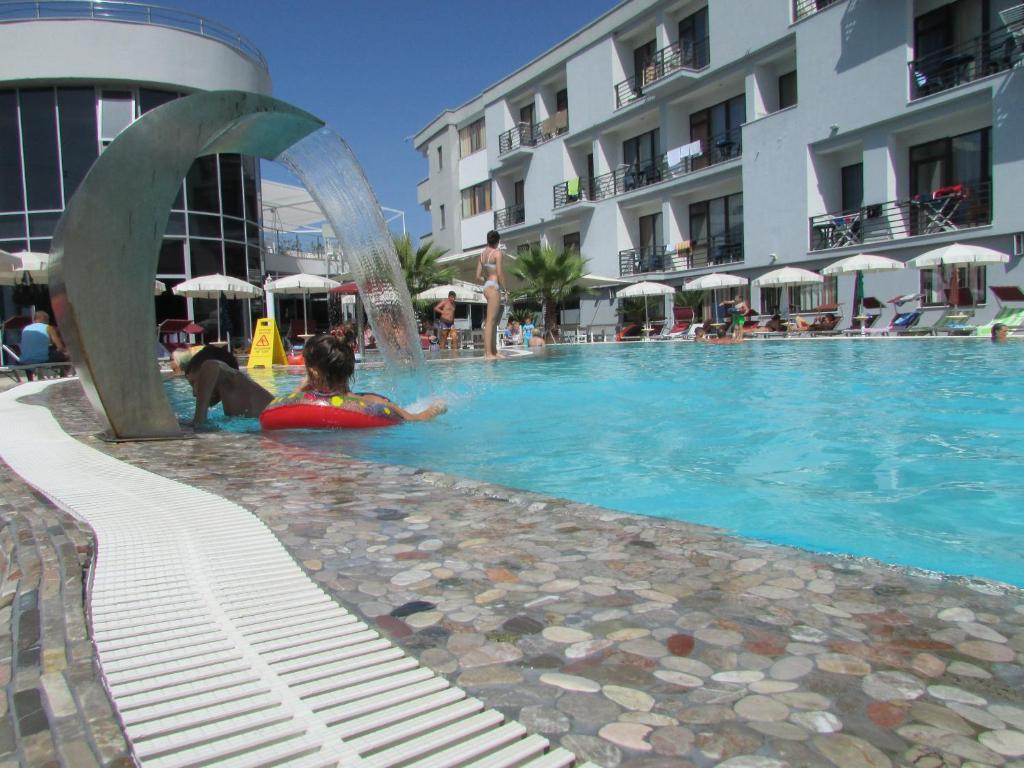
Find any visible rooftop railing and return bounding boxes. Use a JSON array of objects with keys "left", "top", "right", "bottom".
[
  {"left": 614, "top": 36, "right": 710, "bottom": 109},
  {"left": 494, "top": 204, "right": 525, "bottom": 231},
  {"left": 793, "top": 0, "right": 843, "bottom": 22},
  {"left": 552, "top": 127, "right": 742, "bottom": 209},
  {"left": 0, "top": 0, "right": 268, "bottom": 70},
  {"left": 909, "top": 27, "right": 1022, "bottom": 99},
  {"left": 808, "top": 181, "right": 992, "bottom": 251}
]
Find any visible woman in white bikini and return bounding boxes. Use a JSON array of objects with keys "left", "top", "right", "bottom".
[{"left": 476, "top": 229, "right": 506, "bottom": 360}]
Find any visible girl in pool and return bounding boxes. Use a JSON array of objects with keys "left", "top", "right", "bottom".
[
  {"left": 477, "top": 229, "right": 507, "bottom": 360},
  {"left": 299, "top": 334, "right": 446, "bottom": 421}
]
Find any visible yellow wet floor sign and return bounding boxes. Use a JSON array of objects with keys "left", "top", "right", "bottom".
[{"left": 247, "top": 318, "right": 287, "bottom": 368}]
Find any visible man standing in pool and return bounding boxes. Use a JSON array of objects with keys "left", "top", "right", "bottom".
[
  {"left": 433, "top": 290, "right": 458, "bottom": 350},
  {"left": 174, "top": 345, "right": 274, "bottom": 427}
]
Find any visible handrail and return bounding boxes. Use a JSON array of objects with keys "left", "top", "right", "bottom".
[
  {"left": 808, "top": 180, "right": 992, "bottom": 251},
  {"left": 497, "top": 110, "right": 569, "bottom": 155},
  {"left": 618, "top": 236, "right": 743, "bottom": 277},
  {"left": 614, "top": 36, "right": 710, "bottom": 109},
  {"left": 0, "top": 0, "right": 268, "bottom": 70},
  {"left": 909, "top": 26, "right": 1021, "bottom": 99},
  {"left": 494, "top": 204, "right": 525, "bottom": 230},
  {"left": 793, "top": 0, "right": 842, "bottom": 22},
  {"left": 552, "top": 126, "right": 742, "bottom": 209}
]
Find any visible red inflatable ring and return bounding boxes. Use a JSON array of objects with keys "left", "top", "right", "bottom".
[{"left": 260, "top": 391, "right": 402, "bottom": 430}]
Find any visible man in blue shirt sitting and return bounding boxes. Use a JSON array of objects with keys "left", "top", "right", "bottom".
[{"left": 19, "top": 310, "right": 67, "bottom": 365}]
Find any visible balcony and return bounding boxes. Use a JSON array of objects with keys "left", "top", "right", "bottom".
[
  {"left": 614, "top": 37, "right": 710, "bottom": 109},
  {"left": 808, "top": 181, "right": 992, "bottom": 251},
  {"left": 552, "top": 128, "right": 742, "bottom": 209},
  {"left": 497, "top": 110, "right": 569, "bottom": 156},
  {"left": 494, "top": 204, "right": 525, "bottom": 230},
  {"left": 909, "top": 27, "right": 1023, "bottom": 100},
  {"left": 618, "top": 237, "right": 743, "bottom": 277},
  {"left": 793, "top": 0, "right": 843, "bottom": 22}
]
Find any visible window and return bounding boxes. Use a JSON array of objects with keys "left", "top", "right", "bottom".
[
  {"left": 513, "top": 180, "right": 525, "bottom": 207},
  {"left": 0, "top": 90, "right": 24, "bottom": 213},
  {"left": 57, "top": 88, "right": 98, "bottom": 203},
  {"left": 920, "top": 265, "right": 986, "bottom": 307},
  {"left": 439, "top": 204, "right": 445, "bottom": 230},
  {"left": 678, "top": 7, "right": 709, "bottom": 68},
  {"left": 788, "top": 276, "right": 836, "bottom": 312},
  {"left": 689, "top": 192, "right": 743, "bottom": 265},
  {"left": 841, "top": 163, "right": 863, "bottom": 212},
  {"left": 99, "top": 90, "right": 135, "bottom": 146},
  {"left": 459, "top": 118, "right": 485, "bottom": 157},
  {"left": 436, "top": 145, "right": 443, "bottom": 171},
  {"left": 20, "top": 89, "right": 62, "bottom": 211},
  {"left": 910, "top": 128, "right": 990, "bottom": 196},
  {"left": 461, "top": 181, "right": 492, "bottom": 217},
  {"left": 638, "top": 213, "right": 663, "bottom": 253},
  {"left": 760, "top": 286, "right": 782, "bottom": 315},
  {"left": 778, "top": 71, "right": 797, "bottom": 110},
  {"left": 555, "top": 89, "right": 568, "bottom": 114},
  {"left": 623, "top": 128, "right": 660, "bottom": 173},
  {"left": 634, "top": 39, "right": 657, "bottom": 84},
  {"left": 563, "top": 232, "right": 580, "bottom": 253},
  {"left": 690, "top": 94, "right": 745, "bottom": 168},
  {"left": 519, "top": 103, "right": 535, "bottom": 126}
]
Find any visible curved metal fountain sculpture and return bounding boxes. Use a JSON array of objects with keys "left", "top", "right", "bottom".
[{"left": 50, "top": 90, "right": 423, "bottom": 440}]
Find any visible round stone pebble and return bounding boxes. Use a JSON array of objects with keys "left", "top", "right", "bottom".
[
  {"left": 649, "top": 725, "right": 695, "bottom": 755},
  {"left": 608, "top": 627, "right": 650, "bottom": 641},
  {"left": 598, "top": 722, "right": 652, "bottom": 751},
  {"left": 518, "top": 705, "right": 571, "bottom": 735},
  {"left": 957, "top": 640, "right": 1015, "bottom": 662},
  {"left": 540, "top": 672, "right": 600, "bottom": 692},
  {"left": 696, "top": 627, "right": 744, "bottom": 646},
  {"left": 602, "top": 685, "right": 654, "bottom": 711},
  {"left": 816, "top": 653, "right": 872, "bottom": 676},
  {"left": 662, "top": 657, "right": 713, "bottom": 677},
  {"left": 750, "top": 680, "right": 799, "bottom": 694},
  {"left": 990, "top": 705, "right": 1024, "bottom": 729},
  {"left": 979, "top": 729, "right": 1024, "bottom": 756},
  {"left": 712, "top": 670, "right": 765, "bottom": 684},
  {"left": 717, "top": 757, "right": 789, "bottom": 767},
  {"left": 790, "top": 710, "right": 842, "bottom": 733},
  {"left": 862, "top": 670, "right": 926, "bottom": 701},
  {"left": 542, "top": 626, "right": 592, "bottom": 643},
  {"left": 813, "top": 733, "right": 893, "bottom": 768},
  {"left": 927, "top": 685, "right": 988, "bottom": 706},
  {"left": 734, "top": 695, "right": 790, "bottom": 722},
  {"left": 769, "top": 656, "right": 814, "bottom": 680},
  {"left": 938, "top": 607, "right": 976, "bottom": 622},
  {"left": 653, "top": 670, "right": 704, "bottom": 688}
]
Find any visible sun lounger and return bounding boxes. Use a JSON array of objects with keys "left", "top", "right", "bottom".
[{"left": 975, "top": 306, "right": 1024, "bottom": 337}]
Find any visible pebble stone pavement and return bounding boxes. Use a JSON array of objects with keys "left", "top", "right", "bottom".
[{"left": 11, "top": 380, "right": 1024, "bottom": 768}]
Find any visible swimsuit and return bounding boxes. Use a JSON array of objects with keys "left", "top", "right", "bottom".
[
  {"left": 439, "top": 320, "right": 454, "bottom": 330},
  {"left": 481, "top": 251, "right": 499, "bottom": 291}
]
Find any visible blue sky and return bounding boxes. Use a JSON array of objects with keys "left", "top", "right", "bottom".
[{"left": 171, "top": 0, "right": 622, "bottom": 240}]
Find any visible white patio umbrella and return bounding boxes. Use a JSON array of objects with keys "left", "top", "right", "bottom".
[
  {"left": 265, "top": 273, "right": 341, "bottom": 335},
  {"left": 577, "top": 273, "right": 631, "bottom": 289},
  {"left": 173, "top": 273, "right": 262, "bottom": 342},
  {"left": 682, "top": 273, "right": 749, "bottom": 323},
  {"left": 751, "top": 266, "right": 824, "bottom": 287},
  {"left": 822, "top": 254, "right": 905, "bottom": 332},
  {"left": 616, "top": 280, "right": 675, "bottom": 329},
  {"left": 906, "top": 243, "right": 1010, "bottom": 268},
  {"left": 414, "top": 283, "right": 486, "bottom": 303},
  {"left": 683, "top": 272, "right": 749, "bottom": 290},
  {"left": 907, "top": 243, "right": 1009, "bottom": 308}
]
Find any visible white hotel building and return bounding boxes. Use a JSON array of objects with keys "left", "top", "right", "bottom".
[{"left": 414, "top": 0, "right": 1024, "bottom": 332}]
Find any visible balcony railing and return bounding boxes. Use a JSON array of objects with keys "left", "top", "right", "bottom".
[
  {"left": 552, "top": 127, "right": 742, "bottom": 209},
  {"left": 494, "top": 204, "right": 525, "bottom": 230},
  {"left": 909, "top": 27, "right": 1023, "bottom": 100},
  {"left": 618, "top": 237, "right": 743, "bottom": 277},
  {"left": 0, "top": 0, "right": 268, "bottom": 69},
  {"left": 793, "top": 0, "right": 843, "bottom": 22},
  {"left": 614, "top": 37, "right": 710, "bottom": 109},
  {"left": 808, "top": 181, "right": 992, "bottom": 251},
  {"left": 497, "top": 110, "right": 569, "bottom": 155}
]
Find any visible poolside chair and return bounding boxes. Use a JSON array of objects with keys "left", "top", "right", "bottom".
[
  {"left": 975, "top": 306, "right": 1024, "bottom": 337},
  {"left": 859, "top": 310, "right": 921, "bottom": 336},
  {"left": 896, "top": 310, "right": 946, "bottom": 336}
]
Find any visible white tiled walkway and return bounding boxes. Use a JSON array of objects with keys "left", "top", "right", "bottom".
[{"left": 0, "top": 382, "right": 597, "bottom": 768}]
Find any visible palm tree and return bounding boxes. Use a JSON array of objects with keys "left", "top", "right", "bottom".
[
  {"left": 393, "top": 234, "right": 451, "bottom": 298},
  {"left": 509, "top": 244, "right": 586, "bottom": 342}
]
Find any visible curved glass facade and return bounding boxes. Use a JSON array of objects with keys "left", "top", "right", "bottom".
[{"left": 0, "top": 85, "right": 263, "bottom": 331}]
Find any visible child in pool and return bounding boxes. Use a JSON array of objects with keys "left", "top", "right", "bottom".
[{"left": 299, "top": 334, "right": 447, "bottom": 421}]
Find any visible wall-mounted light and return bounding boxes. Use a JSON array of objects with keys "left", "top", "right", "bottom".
[
  {"left": 769, "top": 253, "right": 778, "bottom": 263},
  {"left": 829, "top": 124, "right": 839, "bottom": 135}
]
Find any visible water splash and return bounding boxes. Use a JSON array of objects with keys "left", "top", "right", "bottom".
[{"left": 278, "top": 128, "right": 425, "bottom": 384}]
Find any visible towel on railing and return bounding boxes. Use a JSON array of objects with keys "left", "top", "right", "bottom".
[
  {"left": 675, "top": 240, "right": 692, "bottom": 253},
  {"left": 566, "top": 177, "right": 581, "bottom": 198}
]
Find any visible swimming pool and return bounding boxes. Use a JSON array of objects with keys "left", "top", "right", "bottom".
[{"left": 168, "top": 340, "right": 1024, "bottom": 587}]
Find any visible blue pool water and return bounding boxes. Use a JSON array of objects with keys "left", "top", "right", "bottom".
[{"left": 168, "top": 340, "right": 1024, "bottom": 586}]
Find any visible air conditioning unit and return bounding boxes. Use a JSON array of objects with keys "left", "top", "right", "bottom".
[{"left": 1014, "top": 232, "right": 1024, "bottom": 257}]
